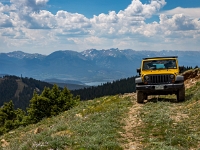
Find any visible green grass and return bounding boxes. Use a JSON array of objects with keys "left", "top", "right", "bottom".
[
  {"left": 132, "top": 81, "right": 200, "bottom": 149},
  {"left": 1, "top": 81, "right": 200, "bottom": 150},
  {"left": 0, "top": 95, "right": 132, "bottom": 150}
]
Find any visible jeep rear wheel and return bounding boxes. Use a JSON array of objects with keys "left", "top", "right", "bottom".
[
  {"left": 137, "top": 90, "right": 144, "bottom": 103},
  {"left": 177, "top": 86, "right": 185, "bottom": 102}
]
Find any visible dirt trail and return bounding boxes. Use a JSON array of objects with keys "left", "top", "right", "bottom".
[{"left": 120, "top": 93, "right": 144, "bottom": 150}]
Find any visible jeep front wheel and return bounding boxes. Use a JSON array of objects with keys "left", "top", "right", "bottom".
[
  {"left": 137, "top": 90, "right": 144, "bottom": 103},
  {"left": 177, "top": 86, "right": 185, "bottom": 102}
]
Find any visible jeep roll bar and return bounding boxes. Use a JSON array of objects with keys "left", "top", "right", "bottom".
[{"left": 143, "top": 56, "right": 178, "bottom": 60}]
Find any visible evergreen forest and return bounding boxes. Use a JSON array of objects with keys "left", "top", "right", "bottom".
[
  {"left": 72, "top": 76, "right": 137, "bottom": 100},
  {"left": 0, "top": 75, "right": 53, "bottom": 110},
  {"left": 0, "top": 84, "right": 79, "bottom": 135},
  {"left": 71, "top": 65, "right": 195, "bottom": 100}
]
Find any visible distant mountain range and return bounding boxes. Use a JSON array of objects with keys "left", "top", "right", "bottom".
[{"left": 1, "top": 49, "right": 200, "bottom": 84}]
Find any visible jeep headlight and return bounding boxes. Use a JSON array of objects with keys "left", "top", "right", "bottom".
[
  {"left": 144, "top": 76, "right": 149, "bottom": 81},
  {"left": 170, "top": 74, "right": 174, "bottom": 79}
]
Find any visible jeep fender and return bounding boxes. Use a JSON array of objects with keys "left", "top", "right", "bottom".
[
  {"left": 135, "top": 77, "right": 143, "bottom": 84},
  {"left": 175, "top": 75, "right": 184, "bottom": 82}
]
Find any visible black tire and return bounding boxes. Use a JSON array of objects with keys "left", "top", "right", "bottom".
[
  {"left": 144, "top": 94, "right": 148, "bottom": 100},
  {"left": 177, "top": 86, "right": 185, "bottom": 102},
  {"left": 137, "top": 90, "right": 144, "bottom": 103}
]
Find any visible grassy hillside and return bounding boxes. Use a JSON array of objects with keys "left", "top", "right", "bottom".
[
  {"left": 132, "top": 82, "right": 200, "bottom": 150},
  {"left": 1, "top": 73, "right": 200, "bottom": 149},
  {"left": 0, "top": 95, "right": 133, "bottom": 149}
]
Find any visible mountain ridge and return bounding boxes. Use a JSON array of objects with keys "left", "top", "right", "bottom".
[{"left": 1, "top": 49, "right": 200, "bottom": 84}]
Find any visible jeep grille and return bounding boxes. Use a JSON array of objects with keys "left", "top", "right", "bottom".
[{"left": 147, "top": 75, "right": 173, "bottom": 84}]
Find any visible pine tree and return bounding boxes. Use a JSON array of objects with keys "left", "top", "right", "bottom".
[
  {"left": 0, "top": 100, "right": 20, "bottom": 133},
  {"left": 27, "top": 85, "right": 80, "bottom": 123},
  {"left": 27, "top": 91, "right": 51, "bottom": 123}
]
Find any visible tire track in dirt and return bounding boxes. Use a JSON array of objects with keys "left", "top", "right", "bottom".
[{"left": 120, "top": 93, "right": 144, "bottom": 150}]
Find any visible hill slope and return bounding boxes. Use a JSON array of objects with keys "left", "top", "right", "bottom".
[
  {"left": 0, "top": 76, "right": 53, "bottom": 110},
  {"left": 1, "top": 69, "right": 200, "bottom": 149},
  {"left": 0, "top": 95, "right": 133, "bottom": 149}
]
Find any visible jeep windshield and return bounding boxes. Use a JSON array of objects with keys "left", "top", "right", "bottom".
[{"left": 142, "top": 59, "right": 177, "bottom": 70}]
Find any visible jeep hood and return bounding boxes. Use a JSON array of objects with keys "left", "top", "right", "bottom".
[{"left": 141, "top": 69, "right": 179, "bottom": 76}]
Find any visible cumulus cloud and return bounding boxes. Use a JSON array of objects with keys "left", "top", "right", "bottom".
[
  {"left": 1, "top": 0, "right": 167, "bottom": 32},
  {"left": 10, "top": 0, "right": 48, "bottom": 11},
  {"left": 0, "top": 12, "right": 13, "bottom": 27},
  {"left": 90, "top": 0, "right": 167, "bottom": 38},
  {"left": 122, "top": 0, "right": 166, "bottom": 18},
  {"left": 159, "top": 14, "right": 198, "bottom": 31},
  {"left": 162, "top": 7, "right": 200, "bottom": 19},
  {"left": 0, "top": 2, "right": 10, "bottom": 12},
  {"left": 0, "top": 0, "right": 200, "bottom": 54}
]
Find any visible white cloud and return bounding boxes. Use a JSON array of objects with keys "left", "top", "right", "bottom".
[
  {"left": 0, "top": 0, "right": 200, "bottom": 54},
  {"left": 123, "top": 0, "right": 166, "bottom": 18},
  {"left": 10, "top": 0, "right": 49, "bottom": 11},
  {"left": 162, "top": 7, "right": 200, "bottom": 19},
  {"left": 0, "top": 2, "right": 10, "bottom": 12},
  {"left": 159, "top": 14, "right": 199, "bottom": 31},
  {"left": 0, "top": 12, "right": 13, "bottom": 27},
  {"left": 90, "top": 0, "right": 167, "bottom": 38},
  {"left": 92, "top": 11, "right": 119, "bottom": 23},
  {"left": 35, "top": 0, "right": 48, "bottom": 5},
  {"left": 30, "top": 10, "right": 55, "bottom": 29}
]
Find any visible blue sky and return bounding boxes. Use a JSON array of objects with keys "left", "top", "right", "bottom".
[
  {"left": 48, "top": 0, "right": 200, "bottom": 18},
  {"left": 48, "top": 0, "right": 133, "bottom": 18},
  {"left": 0, "top": 0, "right": 200, "bottom": 54}
]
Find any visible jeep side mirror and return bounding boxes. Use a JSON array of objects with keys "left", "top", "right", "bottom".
[
  {"left": 179, "top": 66, "right": 184, "bottom": 73},
  {"left": 137, "top": 68, "right": 141, "bottom": 75}
]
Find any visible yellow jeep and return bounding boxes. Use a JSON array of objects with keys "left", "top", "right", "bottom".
[{"left": 135, "top": 56, "right": 185, "bottom": 103}]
